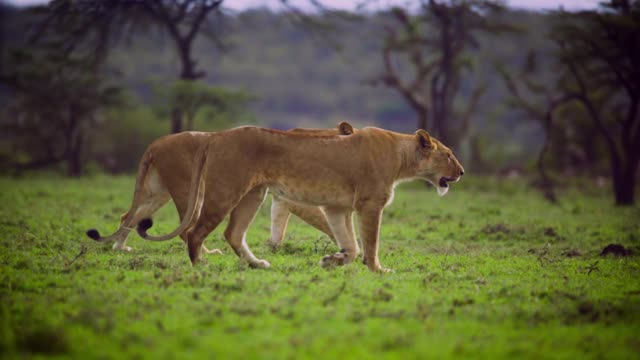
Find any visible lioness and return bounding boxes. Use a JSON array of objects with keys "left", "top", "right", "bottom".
[
  {"left": 136, "top": 126, "right": 464, "bottom": 272},
  {"left": 86, "top": 122, "right": 355, "bottom": 252}
]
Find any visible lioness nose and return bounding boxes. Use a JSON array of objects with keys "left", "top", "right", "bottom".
[{"left": 460, "top": 169, "right": 465, "bottom": 176}]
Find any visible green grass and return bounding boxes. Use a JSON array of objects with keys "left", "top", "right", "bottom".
[{"left": 1, "top": 175, "right": 639, "bottom": 359}]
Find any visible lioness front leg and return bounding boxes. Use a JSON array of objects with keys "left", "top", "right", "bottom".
[
  {"left": 356, "top": 204, "right": 389, "bottom": 272},
  {"left": 320, "top": 206, "right": 359, "bottom": 268}
]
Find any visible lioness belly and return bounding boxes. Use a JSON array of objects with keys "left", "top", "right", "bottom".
[{"left": 268, "top": 181, "right": 353, "bottom": 208}]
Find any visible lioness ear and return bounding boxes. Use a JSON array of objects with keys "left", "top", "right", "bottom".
[
  {"left": 338, "top": 121, "right": 354, "bottom": 135},
  {"left": 415, "top": 129, "right": 433, "bottom": 149}
]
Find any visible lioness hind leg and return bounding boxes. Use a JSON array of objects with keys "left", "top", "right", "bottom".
[
  {"left": 202, "top": 245, "right": 223, "bottom": 255},
  {"left": 174, "top": 192, "right": 223, "bottom": 256},
  {"left": 111, "top": 230, "right": 134, "bottom": 252},
  {"left": 345, "top": 212, "right": 359, "bottom": 255},
  {"left": 113, "top": 171, "right": 170, "bottom": 251},
  {"left": 286, "top": 202, "right": 335, "bottom": 243},
  {"left": 320, "top": 206, "right": 359, "bottom": 268},
  {"left": 343, "top": 212, "right": 366, "bottom": 264},
  {"left": 224, "top": 186, "right": 270, "bottom": 268},
  {"left": 115, "top": 194, "right": 169, "bottom": 251},
  {"left": 178, "top": 233, "right": 223, "bottom": 255},
  {"left": 187, "top": 219, "right": 224, "bottom": 265},
  {"left": 87, "top": 165, "right": 169, "bottom": 251},
  {"left": 269, "top": 195, "right": 292, "bottom": 249},
  {"left": 186, "top": 189, "right": 231, "bottom": 265}
]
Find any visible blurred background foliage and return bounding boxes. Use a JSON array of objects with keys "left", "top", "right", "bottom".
[{"left": 0, "top": 0, "right": 638, "bottom": 205}]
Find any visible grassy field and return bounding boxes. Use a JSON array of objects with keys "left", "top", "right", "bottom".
[{"left": 1, "top": 175, "right": 639, "bottom": 359}]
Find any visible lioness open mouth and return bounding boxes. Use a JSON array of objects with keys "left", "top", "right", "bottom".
[{"left": 437, "top": 176, "right": 457, "bottom": 196}]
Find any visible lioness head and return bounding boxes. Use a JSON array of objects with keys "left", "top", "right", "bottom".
[
  {"left": 288, "top": 121, "right": 355, "bottom": 135},
  {"left": 337, "top": 121, "right": 354, "bottom": 135},
  {"left": 414, "top": 129, "right": 465, "bottom": 196}
]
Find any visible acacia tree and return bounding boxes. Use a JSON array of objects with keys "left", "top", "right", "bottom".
[
  {"left": 497, "top": 52, "right": 576, "bottom": 203},
  {"left": 551, "top": 0, "right": 640, "bottom": 205},
  {"left": 1, "top": 48, "right": 123, "bottom": 176},
  {"left": 153, "top": 80, "right": 251, "bottom": 131},
  {"left": 1, "top": 2, "right": 129, "bottom": 176},
  {"left": 33, "top": 0, "right": 225, "bottom": 133},
  {"left": 140, "top": 0, "right": 224, "bottom": 133},
  {"left": 374, "top": 0, "right": 513, "bottom": 149}
]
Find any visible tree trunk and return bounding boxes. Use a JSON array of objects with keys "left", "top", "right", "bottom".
[
  {"left": 417, "top": 107, "right": 428, "bottom": 131},
  {"left": 171, "top": 39, "right": 202, "bottom": 134},
  {"left": 537, "top": 133, "right": 557, "bottom": 203},
  {"left": 439, "top": 122, "right": 457, "bottom": 150},
  {"left": 64, "top": 106, "right": 83, "bottom": 177},
  {"left": 613, "top": 173, "right": 635, "bottom": 206},
  {"left": 171, "top": 108, "right": 183, "bottom": 134},
  {"left": 612, "top": 156, "right": 638, "bottom": 206},
  {"left": 66, "top": 130, "right": 83, "bottom": 177},
  {"left": 67, "top": 149, "right": 83, "bottom": 177},
  {"left": 185, "top": 113, "right": 195, "bottom": 131},
  {"left": 68, "top": 128, "right": 85, "bottom": 177}
]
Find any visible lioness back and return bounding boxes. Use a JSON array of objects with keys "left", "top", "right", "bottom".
[{"left": 198, "top": 127, "right": 403, "bottom": 207}]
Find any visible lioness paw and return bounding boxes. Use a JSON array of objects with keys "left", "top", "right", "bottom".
[
  {"left": 267, "top": 241, "right": 282, "bottom": 252},
  {"left": 250, "top": 259, "right": 271, "bottom": 269},
  {"left": 366, "top": 263, "right": 394, "bottom": 273},
  {"left": 374, "top": 267, "right": 394, "bottom": 273},
  {"left": 203, "top": 246, "right": 223, "bottom": 255},
  {"left": 113, "top": 244, "right": 133, "bottom": 252},
  {"left": 320, "top": 252, "right": 349, "bottom": 268}
]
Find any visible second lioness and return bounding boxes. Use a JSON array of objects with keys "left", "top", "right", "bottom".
[
  {"left": 139, "top": 126, "right": 464, "bottom": 272},
  {"left": 86, "top": 122, "right": 355, "bottom": 252}
]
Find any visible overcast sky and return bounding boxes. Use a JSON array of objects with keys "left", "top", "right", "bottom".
[{"left": 3, "top": 0, "right": 601, "bottom": 11}]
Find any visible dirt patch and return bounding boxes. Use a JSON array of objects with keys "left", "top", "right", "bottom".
[
  {"left": 478, "top": 223, "right": 527, "bottom": 241},
  {"left": 372, "top": 288, "right": 394, "bottom": 302},
  {"left": 480, "top": 223, "right": 525, "bottom": 237},
  {"left": 481, "top": 223, "right": 512, "bottom": 234},
  {"left": 544, "top": 227, "right": 558, "bottom": 237},
  {"left": 562, "top": 249, "right": 581, "bottom": 258},
  {"left": 600, "top": 244, "right": 632, "bottom": 257},
  {"left": 541, "top": 226, "right": 567, "bottom": 241},
  {"left": 568, "top": 300, "right": 628, "bottom": 324},
  {"left": 452, "top": 298, "right": 475, "bottom": 307},
  {"left": 17, "top": 327, "right": 69, "bottom": 355}
]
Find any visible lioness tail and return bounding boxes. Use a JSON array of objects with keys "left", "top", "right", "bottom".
[
  {"left": 136, "top": 141, "right": 210, "bottom": 241},
  {"left": 86, "top": 150, "right": 154, "bottom": 242}
]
